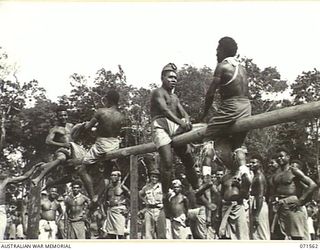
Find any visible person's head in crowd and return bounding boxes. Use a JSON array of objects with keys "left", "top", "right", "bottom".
[
  {"left": 172, "top": 179, "right": 182, "bottom": 194},
  {"left": 49, "top": 187, "right": 59, "bottom": 200},
  {"left": 149, "top": 169, "right": 160, "bottom": 185},
  {"left": 110, "top": 170, "right": 121, "bottom": 183},
  {"left": 71, "top": 180, "right": 82, "bottom": 196}
]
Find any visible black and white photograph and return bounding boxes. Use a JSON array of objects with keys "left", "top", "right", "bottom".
[{"left": 0, "top": 1, "right": 320, "bottom": 247}]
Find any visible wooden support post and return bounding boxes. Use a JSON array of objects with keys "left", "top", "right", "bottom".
[
  {"left": 130, "top": 154, "right": 139, "bottom": 239},
  {"left": 26, "top": 182, "right": 41, "bottom": 239}
]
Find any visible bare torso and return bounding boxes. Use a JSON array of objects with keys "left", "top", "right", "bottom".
[
  {"left": 221, "top": 172, "right": 242, "bottom": 201},
  {"left": 273, "top": 167, "right": 300, "bottom": 197},
  {"left": 40, "top": 198, "right": 61, "bottom": 221},
  {"left": 250, "top": 172, "right": 267, "bottom": 197},
  {"left": 65, "top": 194, "right": 89, "bottom": 220},
  {"left": 95, "top": 107, "right": 124, "bottom": 138},
  {"left": 106, "top": 183, "right": 127, "bottom": 207},
  {"left": 150, "top": 88, "right": 181, "bottom": 119},
  {"left": 169, "top": 193, "right": 187, "bottom": 218}
]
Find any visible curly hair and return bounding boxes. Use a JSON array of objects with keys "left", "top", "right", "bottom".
[{"left": 218, "top": 37, "right": 238, "bottom": 57}]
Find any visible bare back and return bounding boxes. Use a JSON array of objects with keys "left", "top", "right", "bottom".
[{"left": 95, "top": 107, "right": 124, "bottom": 138}]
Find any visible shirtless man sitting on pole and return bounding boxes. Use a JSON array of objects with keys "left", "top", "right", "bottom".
[
  {"left": 77, "top": 90, "right": 125, "bottom": 203},
  {"left": 0, "top": 163, "right": 41, "bottom": 240},
  {"left": 32, "top": 107, "right": 86, "bottom": 186},
  {"left": 200, "top": 37, "right": 251, "bottom": 176},
  {"left": 150, "top": 63, "right": 199, "bottom": 214}
]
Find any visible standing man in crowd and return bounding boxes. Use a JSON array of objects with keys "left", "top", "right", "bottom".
[
  {"left": 200, "top": 37, "right": 251, "bottom": 175},
  {"left": 139, "top": 169, "right": 166, "bottom": 239},
  {"left": 39, "top": 187, "right": 63, "bottom": 240},
  {"left": 0, "top": 163, "right": 42, "bottom": 240},
  {"left": 64, "top": 180, "right": 90, "bottom": 239},
  {"left": 249, "top": 154, "right": 270, "bottom": 240},
  {"left": 150, "top": 63, "right": 199, "bottom": 213},
  {"left": 169, "top": 179, "right": 189, "bottom": 239},
  {"left": 102, "top": 170, "right": 130, "bottom": 239},
  {"left": 218, "top": 157, "right": 251, "bottom": 240},
  {"left": 270, "top": 148, "right": 317, "bottom": 240},
  {"left": 77, "top": 90, "right": 125, "bottom": 203}
]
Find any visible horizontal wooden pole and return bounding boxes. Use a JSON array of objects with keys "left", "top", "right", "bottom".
[{"left": 104, "top": 101, "right": 320, "bottom": 160}]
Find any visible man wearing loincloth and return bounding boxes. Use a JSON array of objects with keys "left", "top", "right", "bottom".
[
  {"left": 64, "top": 180, "right": 90, "bottom": 239},
  {"left": 270, "top": 148, "right": 317, "bottom": 240},
  {"left": 0, "top": 163, "right": 41, "bottom": 240},
  {"left": 39, "top": 187, "right": 63, "bottom": 240},
  {"left": 168, "top": 179, "right": 190, "bottom": 239},
  {"left": 150, "top": 63, "right": 199, "bottom": 215},
  {"left": 102, "top": 170, "right": 130, "bottom": 239},
  {"left": 200, "top": 37, "right": 251, "bottom": 175},
  {"left": 77, "top": 90, "right": 125, "bottom": 203},
  {"left": 248, "top": 154, "right": 270, "bottom": 240}
]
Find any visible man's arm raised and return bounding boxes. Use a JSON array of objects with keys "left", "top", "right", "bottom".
[
  {"left": 7, "top": 162, "right": 43, "bottom": 184},
  {"left": 200, "top": 64, "right": 223, "bottom": 121}
]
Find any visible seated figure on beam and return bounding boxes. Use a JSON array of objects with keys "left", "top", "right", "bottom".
[
  {"left": 200, "top": 36, "right": 252, "bottom": 177},
  {"left": 76, "top": 90, "right": 125, "bottom": 203},
  {"left": 32, "top": 107, "right": 86, "bottom": 186},
  {"left": 150, "top": 63, "right": 199, "bottom": 213}
]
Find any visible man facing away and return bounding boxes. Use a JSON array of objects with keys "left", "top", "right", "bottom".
[
  {"left": 77, "top": 90, "right": 125, "bottom": 203},
  {"left": 200, "top": 37, "right": 251, "bottom": 178},
  {"left": 270, "top": 148, "right": 317, "bottom": 240},
  {"left": 39, "top": 187, "right": 63, "bottom": 240},
  {"left": 0, "top": 163, "right": 41, "bottom": 240},
  {"left": 150, "top": 63, "right": 199, "bottom": 214},
  {"left": 218, "top": 158, "right": 251, "bottom": 240}
]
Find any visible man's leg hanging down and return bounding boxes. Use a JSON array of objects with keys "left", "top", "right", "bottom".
[
  {"left": 174, "top": 144, "right": 199, "bottom": 190},
  {"left": 32, "top": 157, "right": 65, "bottom": 186},
  {"left": 158, "top": 144, "right": 173, "bottom": 218},
  {"left": 77, "top": 165, "right": 98, "bottom": 202}
]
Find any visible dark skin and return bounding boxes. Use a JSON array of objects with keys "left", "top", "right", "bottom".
[
  {"left": 150, "top": 70, "right": 198, "bottom": 195},
  {"left": 77, "top": 98, "right": 125, "bottom": 203},
  {"left": 200, "top": 42, "right": 249, "bottom": 169},
  {"left": 249, "top": 158, "right": 267, "bottom": 229},
  {"left": 271, "top": 151, "right": 317, "bottom": 210}
]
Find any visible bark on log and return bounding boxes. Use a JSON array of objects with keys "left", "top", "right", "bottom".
[{"left": 104, "top": 101, "right": 320, "bottom": 160}]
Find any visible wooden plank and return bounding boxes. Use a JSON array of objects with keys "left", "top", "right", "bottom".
[
  {"left": 129, "top": 154, "right": 139, "bottom": 239},
  {"left": 103, "top": 100, "right": 320, "bottom": 160},
  {"left": 26, "top": 182, "right": 41, "bottom": 239}
]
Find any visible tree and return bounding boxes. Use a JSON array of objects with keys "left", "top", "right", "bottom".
[{"left": 291, "top": 69, "right": 320, "bottom": 181}]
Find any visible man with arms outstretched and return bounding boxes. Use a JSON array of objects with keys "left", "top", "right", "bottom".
[
  {"left": 200, "top": 37, "right": 251, "bottom": 174},
  {"left": 150, "top": 63, "right": 199, "bottom": 214}
]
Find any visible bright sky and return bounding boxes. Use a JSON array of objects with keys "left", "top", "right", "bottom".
[{"left": 0, "top": 1, "right": 320, "bottom": 101}]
